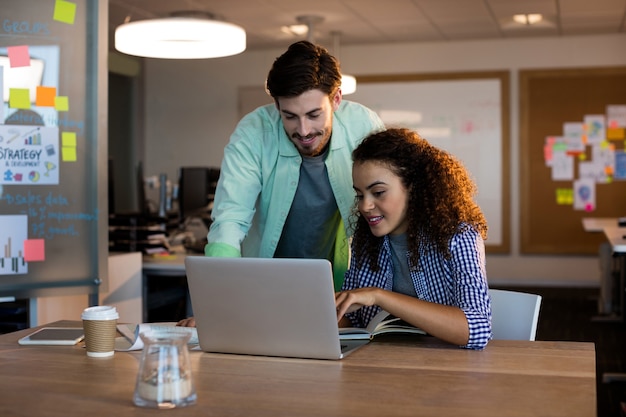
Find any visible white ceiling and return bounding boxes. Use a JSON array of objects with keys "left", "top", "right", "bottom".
[{"left": 109, "top": 0, "right": 626, "bottom": 51}]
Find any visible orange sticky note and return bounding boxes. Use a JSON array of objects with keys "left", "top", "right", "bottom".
[
  {"left": 23, "top": 239, "right": 45, "bottom": 262},
  {"left": 36, "top": 86, "right": 57, "bottom": 107},
  {"left": 9, "top": 88, "right": 31, "bottom": 109},
  {"left": 607, "top": 128, "right": 625, "bottom": 141},
  {"left": 7, "top": 45, "right": 30, "bottom": 68},
  {"left": 53, "top": 0, "right": 77, "bottom": 24},
  {"left": 55, "top": 96, "right": 69, "bottom": 111}
]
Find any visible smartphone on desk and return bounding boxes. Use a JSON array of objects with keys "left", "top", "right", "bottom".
[{"left": 18, "top": 327, "right": 85, "bottom": 346}]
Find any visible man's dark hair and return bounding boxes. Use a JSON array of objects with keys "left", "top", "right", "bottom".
[{"left": 266, "top": 41, "right": 342, "bottom": 99}]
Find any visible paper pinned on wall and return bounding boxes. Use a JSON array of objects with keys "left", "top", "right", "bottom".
[
  {"left": 574, "top": 178, "right": 596, "bottom": 211},
  {"left": 0, "top": 215, "right": 28, "bottom": 275},
  {"left": 607, "top": 105, "right": 626, "bottom": 128},
  {"left": 583, "top": 115, "right": 606, "bottom": 145},
  {"left": 551, "top": 150, "right": 574, "bottom": 181},
  {"left": 563, "top": 122, "right": 585, "bottom": 154},
  {"left": 614, "top": 150, "right": 626, "bottom": 180}
]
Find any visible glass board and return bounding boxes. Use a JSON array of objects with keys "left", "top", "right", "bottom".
[{"left": 0, "top": 0, "right": 107, "bottom": 298}]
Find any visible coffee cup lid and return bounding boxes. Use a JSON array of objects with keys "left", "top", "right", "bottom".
[{"left": 81, "top": 305, "right": 119, "bottom": 320}]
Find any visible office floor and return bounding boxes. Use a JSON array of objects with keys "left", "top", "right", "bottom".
[{"left": 496, "top": 286, "right": 626, "bottom": 417}]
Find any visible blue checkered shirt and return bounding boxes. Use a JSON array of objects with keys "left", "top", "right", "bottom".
[{"left": 342, "top": 226, "right": 492, "bottom": 349}]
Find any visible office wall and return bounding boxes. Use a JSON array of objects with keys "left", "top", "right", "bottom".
[{"left": 142, "top": 33, "right": 626, "bottom": 287}]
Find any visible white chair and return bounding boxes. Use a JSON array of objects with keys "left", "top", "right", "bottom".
[{"left": 489, "top": 289, "right": 542, "bottom": 341}]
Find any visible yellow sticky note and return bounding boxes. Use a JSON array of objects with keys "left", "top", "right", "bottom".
[
  {"left": 62, "top": 146, "right": 77, "bottom": 162},
  {"left": 61, "top": 132, "right": 77, "bottom": 147},
  {"left": 36, "top": 86, "right": 57, "bottom": 107},
  {"left": 9, "top": 88, "right": 31, "bottom": 109},
  {"left": 53, "top": 0, "right": 77, "bottom": 24},
  {"left": 556, "top": 188, "right": 574, "bottom": 205},
  {"left": 55, "top": 96, "right": 69, "bottom": 111}
]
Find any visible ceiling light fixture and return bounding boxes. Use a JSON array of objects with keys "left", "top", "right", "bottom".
[
  {"left": 115, "top": 11, "right": 246, "bottom": 59},
  {"left": 281, "top": 24, "right": 308, "bottom": 36},
  {"left": 512, "top": 13, "right": 543, "bottom": 25}
]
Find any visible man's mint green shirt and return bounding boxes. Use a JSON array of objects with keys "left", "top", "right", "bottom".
[{"left": 206, "top": 100, "right": 384, "bottom": 288}]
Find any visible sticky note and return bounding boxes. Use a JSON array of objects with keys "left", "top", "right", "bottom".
[
  {"left": 607, "top": 128, "right": 625, "bottom": 141},
  {"left": 62, "top": 132, "right": 77, "bottom": 147},
  {"left": 55, "top": 96, "right": 69, "bottom": 111},
  {"left": 556, "top": 188, "right": 574, "bottom": 205},
  {"left": 53, "top": 0, "right": 77, "bottom": 24},
  {"left": 24, "top": 239, "right": 45, "bottom": 262},
  {"left": 9, "top": 88, "right": 31, "bottom": 109},
  {"left": 7, "top": 45, "right": 30, "bottom": 68},
  {"left": 62, "top": 146, "right": 77, "bottom": 162},
  {"left": 36, "top": 86, "right": 57, "bottom": 107}
]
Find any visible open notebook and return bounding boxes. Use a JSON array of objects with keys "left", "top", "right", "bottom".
[{"left": 185, "top": 256, "right": 370, "bottom": 360}]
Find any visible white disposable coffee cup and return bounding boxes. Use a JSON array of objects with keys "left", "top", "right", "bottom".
[{"left": 81, "top": 306, "right": 119, "bottom": 358}]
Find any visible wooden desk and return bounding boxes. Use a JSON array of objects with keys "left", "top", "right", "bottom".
[
  {"left": 582, "top": 217, "right": 619, "bottom": 232},
  {"left": 603, "top": 226, "right": 626, "bottom": 253},
  {"left": 0, "top": 321, "right": 596, "bottom": 417}
]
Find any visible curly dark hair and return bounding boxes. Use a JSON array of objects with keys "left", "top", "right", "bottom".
[
  {"left": 265, "top": 41, "right": 342, "bottom": 99},
  {"left": 350, "top": 128, "right": 488, "bottom": 272}
]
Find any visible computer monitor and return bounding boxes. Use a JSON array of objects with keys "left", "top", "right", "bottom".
[{"left": 178, "top": 166, "right": 220, "bottom": 223}]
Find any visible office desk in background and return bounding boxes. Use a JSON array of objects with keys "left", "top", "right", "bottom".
[
  {"left": 582, "top": 218, "right": 621, "bottom": 318},
  {"left": 600, "top": 224, "right": 626, "bottom": 321},
  {"left": 582, "top": 217, "right": 621, "bottom": 233},
  {"left": 0, "top": 320, "right": 597, "bottom": 417},
  {"left": 597, "top": 226, "right": 626, "bottom": 385}
]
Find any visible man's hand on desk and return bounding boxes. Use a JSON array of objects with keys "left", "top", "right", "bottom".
[{"left": 177, "top": 317, "right": 196, "bottom": 327}]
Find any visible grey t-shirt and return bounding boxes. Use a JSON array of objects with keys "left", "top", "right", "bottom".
[
  {"left": 390, "top": 233, "right": 417, "bottom": 297},
  {"left": 274, "top": 149, "right": 341, "bottom": 262}
]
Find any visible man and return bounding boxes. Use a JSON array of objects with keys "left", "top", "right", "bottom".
[{"left": 206, "top": 40, "right": 384, "bottom": 289}]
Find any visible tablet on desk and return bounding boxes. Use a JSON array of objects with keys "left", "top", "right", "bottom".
[{"left": 18, "top": 327, "right": 85, "bottom": 346}]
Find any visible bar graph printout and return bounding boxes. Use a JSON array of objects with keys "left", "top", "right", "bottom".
[{"left": 0, "top": 214, "right": 28, "bottom": 275}]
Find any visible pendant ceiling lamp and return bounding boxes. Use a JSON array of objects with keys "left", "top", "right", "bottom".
[
  {"left": 115, "top": 11, "right": 246, "bottom": 59},
  {"left": 297, "top": 15, "right": 357, "bottom": 95}
]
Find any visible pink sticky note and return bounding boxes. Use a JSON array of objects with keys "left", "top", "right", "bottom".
[
  {"left": 24, "top": 239, "right": 45, "bottom": 262},
  {"left": 7, "top": 45, "right": 30, "bottom": 68}
]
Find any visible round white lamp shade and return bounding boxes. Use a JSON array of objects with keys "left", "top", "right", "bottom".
[
  {"left": 115, "top": 17, "right": 246, "bottom": 59},
  {"left": 341, "top": 74, "right": 357, "bottom": 95}
]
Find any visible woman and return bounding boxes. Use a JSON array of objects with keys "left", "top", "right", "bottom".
[{"left": 335, "top": 128, "right": 491, "bottom": 349}]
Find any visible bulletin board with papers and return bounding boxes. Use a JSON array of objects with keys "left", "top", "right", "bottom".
[
  {"left": 0, "top": 0, "right": 108, "bottom": 297},
  {"left": 520, "top": 67, "right": 626, "bottom": 254}
]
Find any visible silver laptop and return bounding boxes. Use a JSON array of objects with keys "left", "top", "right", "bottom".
[{"left": 184, "top": 256, "right": 369, "bottom": 360}]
